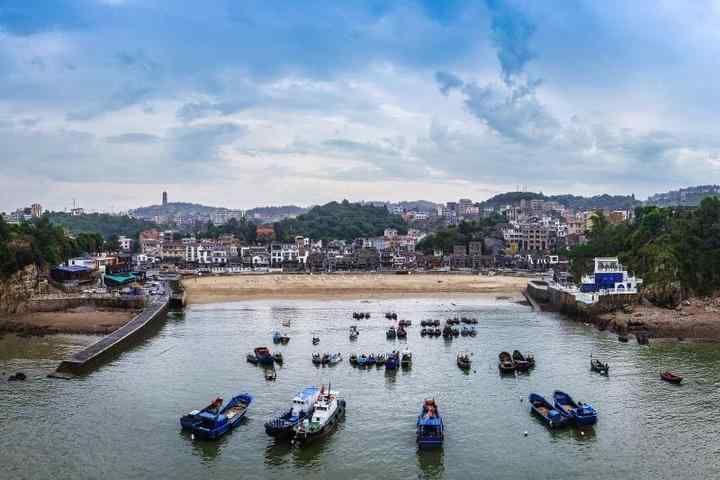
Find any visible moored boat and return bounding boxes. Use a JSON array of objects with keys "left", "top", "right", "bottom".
[
  {"left": 180, "top": 393, "right": 253, "bottom": 439},
  {"left": 553, "top": 390, "right": 598, "bottom": 426},
  {"left": 397, "top": 326, "right": 408, "bottom": 339},
  {"left": 512, "top": 350, "right": 531, "bottom": 371},
  {"left": 590, "top": 357, "right": 609, "bottom": 375},
  {"left": 293, "top": 387, "right": 346, "bottom": 445},
  {"left": 312, "top": 336, "right": 320, "bottom": 345},
  {"left": 273, "top": 352, "right": 284, "bottom": 364},
  {"left": 401, "top": 349, "right": 412, "bottom": 368},
  {"left": 376, "top": 353, "right": 386, "bottom": 366},
  {"left": 385, "top": 351, "right": 399, "bottom": 369},
  {"left": 661, "top": 371, "right": 683, "bottom": 384},
  {"left": 265, "top": 387, "right": 320, "bottom": 439},
  {"left": 272, "top": 331, "right": 282, "bottom": 344},
  {"left": 312, "top": 352, "right": 322, "bottom": 365},
  {"left": 357, "top": 353, "right": 368, "bottom": 367},
  {"left": 416, "top": 399, "right": 444, "bottom": 447},
  {"left": 246, "top": 353, "right": 258, "bottom": 364},
  {"left": 366, "top": 353, "right": 376, "bottom": 366},
  {"left": 386, "top": 326, "right": 397, "bottom": 339},
  {"left": 456, "top": 352, "right": 471, "bottom": 370},
  {"left": 349, "top": 353, "right": 358, "bottom": 365},
  {"left": 254, "top": 347, "right": 274, "bottom": 366},
  {"left": 327, "top": 352, "right": 343, "bottom": 365},
  {"left": 528, "top": 393, "right": 568, "bottom": 429},
  {"left": 468, "top": 326, "right": 477, "bottom": 337},
  {"left": 349, "top": 326, "right": 359, "bottom": 340},
  {"left": 498, "top": 351, "right": 515, "bottom": 374}
]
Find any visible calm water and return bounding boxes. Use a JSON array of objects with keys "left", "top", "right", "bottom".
[{"left": 1, "top": 296, "right": 719, "bottom": 480}]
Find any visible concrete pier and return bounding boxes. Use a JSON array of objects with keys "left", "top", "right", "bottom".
[{"left": 53, "top": 294, "right": 169, "bottom": 375}]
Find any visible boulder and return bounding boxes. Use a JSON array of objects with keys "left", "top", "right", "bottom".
[{"left": 8, "top": 372, "right": 27, "bottom": 381}]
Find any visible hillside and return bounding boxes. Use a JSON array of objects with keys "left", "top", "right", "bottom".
[
  {"left": 276, "top": 200, "right": 406, "bottom": 241},
  {"left": 47, "top": 212, "right": 157, "bottom": 239},
  {"left": 645, "top": 185, "right": 720, "bottom": 207},
  {"left": 246, "top": 205, "right": 308, "bottom": 222},
  {"left": 481, "top": 191, "right": 640, "bottom": 211},
  {"left": 129, "top": 202, "right": 219, "bottom": 219}
]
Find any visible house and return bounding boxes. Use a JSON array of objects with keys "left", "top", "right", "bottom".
[
  {"left": 118, "top": 235, "right": 134, "bottom": 252},
  {"left": 256, "top": 225, "right": 275, "bottom": 241}
]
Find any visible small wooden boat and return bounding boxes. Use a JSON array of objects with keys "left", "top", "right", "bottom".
[
  {"left": 397, "top": 326, "right": 407, "bottom": 339},
  {"left": 590, "top": 357, "right": 609, "bottom": 375},
  {"left": 375, "top": 353, "right": 386, "bottom": 366},
  {"left": 366, "top": 353, "right": 376, "bottom": 366},
  {"left": 460, "top": 326, "right": 470, "bottom": 337},
  {"left": 180, "top": 393, "right": 253, "bottom": 440},
  {"left": 357, "top": 353, "right": 368, "bottom": 367},
  {"left": 468, "top": 326, "right": 477, "bottom": 337},
  {"left": 553, "top": 390, "right": 597, "bottom": 426},
  {"left": 293, "top": 386, "right": 346, "bottom": 446},
  {"left": 312, "top": 336, "right": 320, "bottom": 345},
  {"left": 311, "top": 352, "right": 322, "bottom": 365},
  {"left": 349, "top": 326, "right": 359, "bottom": 340},
  {"left": 273, "top": 353, "right": 284, "bottom": 364},
  {"left": 385, "top": 352, "right": 399, "bottom": 370},
  {"left": 528, "top": 393, "right": 568, "bottom": 429},
  {"left": 265, "top": 386, "right": 320, "bottom": 439},
  {"left": 386, "top": 326, "right": 397, "bottom": 339},
  {"left": 254, "top": 347, "right": 274, "bottom": 366},
  {"left": 661, "top": 371, "right": 683, "bottom": 384},
  {"left": 456, "top": 352, "right": 471, "bottom": 370},
  {"left": 401, "top": 349, "right": 412, "bottom": 368},
  {"left": 498, "top": 351, "right": 515, "bottom": 373},
  {"left": 417, "top": 399, "right": 444, "bottom": 447},
  {"left": 272, "top": 331, "right": 282, "bottom": 344},
  {"left": 512, "top": 350, "right": 531, "bottom": 371},
  {"left": 349, "top": 354, "right": 358, "bottom": 365}
]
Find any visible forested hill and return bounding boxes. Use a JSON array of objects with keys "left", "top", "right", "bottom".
[
  {"left": 645, "top": 185, "right": 720, "bottom": 207},
  {"left": 46, "top": 212, "right": 157, "bottom": 239},
  {"left": 275, "top": 200, "right": 406, "bottom": 241},
  {"left": 481, "top": 191, "right": 640, "bottom": 211}
]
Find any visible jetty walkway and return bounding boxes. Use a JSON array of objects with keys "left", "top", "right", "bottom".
[{"left": 53, "top": 293, "right": 169, "bottom": 375}]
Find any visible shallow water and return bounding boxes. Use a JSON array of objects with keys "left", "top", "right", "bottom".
[{"left": 1, "top": 296, "right": 719, "bottom": 480}]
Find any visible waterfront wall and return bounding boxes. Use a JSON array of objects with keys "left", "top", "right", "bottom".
[
  {"left": 527, "top": 281, "right": 639, "bottom": 320},
  {"left": 27, "top": 295, "right": 144, "bottom": 313}
]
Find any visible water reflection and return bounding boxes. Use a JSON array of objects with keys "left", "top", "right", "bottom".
[
  {"left": 416, "top": 447, "right": 444, "bottom": 479},
  {"left": 181, "top": 430, "right": 227, "bottom": 463},
  {"left": 264, "top": 440, "right": 292, "bottom": 466}
]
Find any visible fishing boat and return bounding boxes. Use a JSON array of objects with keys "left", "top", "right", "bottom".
[
  {"left": 397, "top": 326, "right": 408, "bottom": 339},
  {"left": 512, "top": 350, "right": 531, "bottom": 371},
  {"left": 312, "top": 352, "right": 322, "bottom": 365},
  {"left": 416, "top": 399, "right": 444, "bottom": 447},
  {"left": 385, "top": 312, "right": 398, "bottom": 320},
  {"left": 421, "top": 328, "right": 428, "bottom": 336},
  {"left": 349, "top": 353, "right": 358, "bottom": 365},
  {"left": 590, "top": 357, "right": 609, "bottom": 375},
  {"left": 280, "top": 334, "right": 290, "bottom": 345},
  {"left": 254, "top": 347, "right": 274, "bottom": 366},
  {"left": 460, "top": 326, "right": 470, "bottom": 337},
  {"left": 498, "top": 351, "right": 515, "bottom": 374},
  {"left": 553, "top": 390, "right": 598, "bottom": 426},
  {"left": 366, "top": 353, "right": 376, "bottom": 366},
  {"left": 293, "top": 387, "right": 346, "bottom": 445},
  {"left": 468, "top": 326, "right": 477, "bottom": 337},
  {"left": 312, "top": 336, "right": 320, "bottom": 345},
  {"left": 399, "top": 319, "right": 411, "bottom": 327},
  {"left": 528, "top": 393, "right": 568, "bottom": 429},
  {"left": 327, "top": 352, "right": 343, "bottom": 365},
  {"left": 442, "top": 325, "right": 453, "bottom": 339},
  {"left": 272, "top": 331, "right": 283, "bottom": 344},
  {"left": 433, "top": 327, "right": 441, "bottom": 336},
  {"left": 273, "top": 352, "right": 284, "bottom": 364},
  {"left": 385, "top": 352, "right": 399, "bottom": 369},
  {"left": 357, "top": 353, "right": 368, "bottom": 367},
  {"left": 265, "top": 368, "right": 277, "bottom": 381},
  {"left": 321, "top": 353, "right": 331, "bottom": 365},
  {"left": 387, "top": 326, "right": 397, "bottom": 339},
  {"left": 265, "top": 386, "right": 321, "bottom": 439},
  {"left": 661, "top": 371, "right": 683, "bottom": 384},
  {"left": 349, "top": 326, "right": 359, "bottom": 340},
  {"left": 376, "top": 353, "right": 386, "bottom": 366},
  {"left": 180, "top": 393, "right": 253, "bottom": 439},
  {"left": 246, "top": 353, "right": 258, "bottom": 364},
  {"left": 401, "top": 349, "right": 412, "bottom": 368},
  {"left": 452, "top": 327, "right": 459, "bottom": 337},
  {"left": 457, "top": 352, "right": 472, "bottom": 370}
]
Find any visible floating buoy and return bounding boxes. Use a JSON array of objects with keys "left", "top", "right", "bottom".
[
  {"left": 580, "top": 431, "right": 585, "bottom": 436},
  {"left": 191, "top": 434, "right": 195, "bottom": 440},
  {"left": 524, "top": 431, "right": 528, "bottom": 436}
]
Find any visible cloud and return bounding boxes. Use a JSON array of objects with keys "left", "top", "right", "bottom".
[
  {"left": 66, "top": 84, "right": 153, "bottom": 121},
  {"left": 176, "top": 99, "right": 255, "bottom": 123},
  {"left": 484, "top": 0, "right": 536, "bottom": 85},
  {"left": 168, "top": 122, "right": 247, "bottom": 165},
  {"left": 435, "top": 71, "right": 464, "bottom": 95},
  {"left": 105, "top": 132, "right": 161, "bottom": 144}
]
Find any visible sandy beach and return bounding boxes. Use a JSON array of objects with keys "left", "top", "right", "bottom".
[{"left": 182, "top": 273, "right": 529, "bottom": 304}]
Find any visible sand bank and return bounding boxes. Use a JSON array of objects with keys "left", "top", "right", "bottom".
[
  {"left": 0, "top": 306, "right": 137, "bottom": 336},
  {"left": 182, "top": 273, "right": 528, "bottom": 304}
]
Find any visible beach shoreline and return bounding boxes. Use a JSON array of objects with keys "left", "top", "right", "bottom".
[
  {"left": 0, "top": 307, "right": 138, "bottom": 336},
  {"left": 182, "top": 273, "right": 529, "bottom": 304}
]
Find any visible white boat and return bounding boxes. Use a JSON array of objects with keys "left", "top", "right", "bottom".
[
  {"left": 293, "top": 386, "right": 346, "bottom": 445},
  {"left": 401, "top": 348, "right": 412, "bottom": 367},
  {"left": 349, "top": 326, "right": 359, "bottom": 340},
  {"left": 328, "top": 352, "right": 343, "bottom": 365}
]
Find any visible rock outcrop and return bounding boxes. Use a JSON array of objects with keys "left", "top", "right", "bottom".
[{"left": 0, "top": 265, "right": 46, "bottom": 315}]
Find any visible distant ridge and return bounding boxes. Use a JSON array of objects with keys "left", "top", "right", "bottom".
[
  {"left": 480, "top": 192, "right": 640, "bottom": 211},
  {"left": 645, "top": 185, "right": 720, "bottom": 207}
]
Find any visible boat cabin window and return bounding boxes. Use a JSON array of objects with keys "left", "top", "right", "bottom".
[{"left": 316, "top": 406, "right": 327, "bottom": 411}]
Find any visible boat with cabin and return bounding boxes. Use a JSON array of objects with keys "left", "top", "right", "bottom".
[
  {"left": 457, "top": 352, "right": 471, "bottom": 370},
  {"left": 386, "top": 326, "right": 397, "bottom": 339},
  {"left": 401, "top": 349, "right": 412, "bottom": 368},
  {"left": 254, "top": 347, "right": 274, "bottom": 366},
  {"left": 293, "top": 387, "right": 346, "bottom": 445},
  {"left": 553, "top": 390, "right": 598, "bottom": 426},
  {"left": 498, "top": 351, "right": 515, "bottom": 374},
  {"left": 590, "top": 356, "right": 609, "bottom": 375},
  {"left": 512, "top": 350, "right": 532, "bottom": 371},
  {"left": 397, "top": 326, "right": 408, "bottom": 339},
  {"left": 265, "top": 386, "right": 321, "bottom": 439},
  {"left": 416, "top": 399, "right": 444, "bottom": 447},
  {"left": 180, "top": 393, "right": 253, "bottom": 439},
  {"left": 327, "top": 352, "right": 342, "bottom": 365},
  {"left": 385, "top": 351, "right": 399, "bottom": 369},
  {"left": 312, "top": 352, "right": 322, "bottom": 365}
]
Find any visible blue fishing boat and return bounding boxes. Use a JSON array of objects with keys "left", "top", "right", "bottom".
[
  {"left": 553, "top": 390, "right": 598, "bottom": 426},
  {"left": 272, "top": 332, "right": 282, "bottom": 344},
  {"left": 357, "top": 353, "right": 368, "bottom": 367},
  {"left": 416, "top": 399, "right": 444, "bottom": 447},
  {"left": 528, "top": 393, "right": 568, "bottom": 429},
  {"left": 366, "top": 353, "right": 376, "bottom": 366},
  {"left": 254, "top": 347, "right": 274, "bottom": 365},
  {"left": 264, "top": 387, "right": 321, "bottom": 439},
  {"left": 385, "top": 352, "right": 399, "bottom": 370},
  {"left": 180, "top": 393, "right": 253, "bottom": 439}
]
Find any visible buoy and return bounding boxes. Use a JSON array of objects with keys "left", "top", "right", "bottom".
[
  {"left": 524, "top": 431, "right": 528, "bottom": 436},
  {"left": 191, "top": 434, "right": 195, "bottom": 440},
  {"left": 580, "top": 431, "right": 585, "bottom": 436}
]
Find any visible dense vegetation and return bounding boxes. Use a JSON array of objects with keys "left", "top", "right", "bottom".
[
  {"left": 415, "top": 215, "right": 506, "bottom": 254},
  {"left": 46, "top": 212, "right": 157, "bottom": 240},
  {"left": 480, "top": 191, "right": 640, "bottom": 211},
  {"left": 196, "top": 217, "right": 258, "bottom": 243},
  {"left": 645, "top": 185, "right": 720, "bottom": 207},
  {"left": 275, "top": 200, "right": 407, "bottom": 241},
  {"left": 568, "top": 198, "right": 720, "bottom": 302},
  {"left": 0, "top": 216, "right": 105, "bottom": 279}
]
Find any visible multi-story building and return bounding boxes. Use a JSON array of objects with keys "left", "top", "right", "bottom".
[{"left": 118, "top": 236, "right": 134, "bottom": 252}]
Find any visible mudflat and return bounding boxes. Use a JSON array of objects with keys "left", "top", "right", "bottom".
[
  {"left": 0, "top": 306, "right": 137, "bottom": 335},
  {"left": 182, "top": 273, "right": 528, "bottom": 304}
]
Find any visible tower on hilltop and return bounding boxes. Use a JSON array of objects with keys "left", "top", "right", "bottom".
[{"left": 162, "top": 191, "right": 168, "bottom": 206}]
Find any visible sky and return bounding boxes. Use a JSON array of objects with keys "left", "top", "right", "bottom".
[{"left": 2, "top": 0, "right": 720, "bottom": 212}]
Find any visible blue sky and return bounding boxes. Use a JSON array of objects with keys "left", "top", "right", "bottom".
[{"left": 1, "top": 0, "right": 719, "bottom": 211}]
